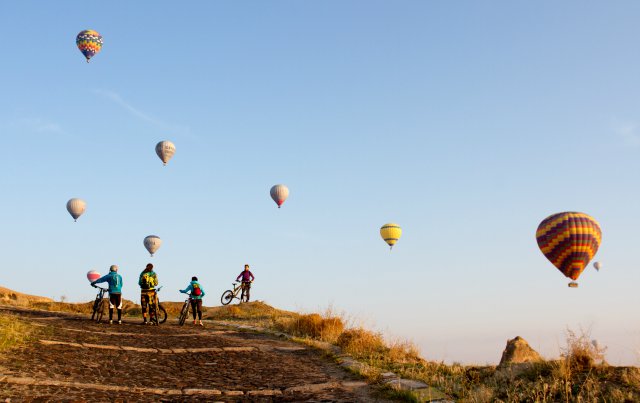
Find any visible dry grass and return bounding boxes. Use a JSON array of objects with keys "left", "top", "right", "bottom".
[
  {"left": 2, "top": 285, "right": 638, "bottom": 402},
  {"left": 0, "top": 314, "right": 34, "bottom": 351}
]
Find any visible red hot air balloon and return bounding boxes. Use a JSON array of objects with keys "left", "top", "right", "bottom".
[
  {"left": 87, "top": 270, "right": 101, "bottom": 282},
  {"left": 536, "top": 212, "right": 602, "bottom": 288}
]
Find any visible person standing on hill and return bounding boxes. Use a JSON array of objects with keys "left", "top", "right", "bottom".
[
  {"left": 138, "top": 263, "right": 158, "bottom": 325},
  {"left": 180, "top": 276, "right": 206, "bottom": 326},
  {"left": 91, "top": 265, "right": 123, "bottom": 325},
  {"left": 236, "top": 264, "right": 255, "bottom": 302}
]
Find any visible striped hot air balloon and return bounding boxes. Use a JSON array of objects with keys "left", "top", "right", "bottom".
[
  {"left": 66, "top": 198, "right": 86, "bottom": 222},
  {"left": 270, "top": 184, "right": 289, "bottom": 208},
  {"left": 380, "top": 223, "right": 402, "bottom": 250},
  {"left": 536, "top": 212, "right": 602, "bottom": 287},
  {"left": 76, "top": 30, "right": 103, "bottom": 63}
]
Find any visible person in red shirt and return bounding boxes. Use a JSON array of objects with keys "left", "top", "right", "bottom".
[{"left": 236, "top": 264, "right": 255, "bottom": 302}]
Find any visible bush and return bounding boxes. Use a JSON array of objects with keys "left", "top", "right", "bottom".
[
  {"left": 279, "top": 313, "right": 345, "bottom": 343},
  {"left": 337, "top": 328, "right": 386, "bottom": 357}
]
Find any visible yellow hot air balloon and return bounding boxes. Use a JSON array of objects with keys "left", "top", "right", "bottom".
[{"left": 380, "top": 223, "right": 402, "bottom": 250}]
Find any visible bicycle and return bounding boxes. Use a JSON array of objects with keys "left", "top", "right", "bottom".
[
  {"left": 147, "top": 286, "right": 168, "bottom": 325},
  {"left": 220, "top": 282, "right": 250, "bottom": 305},
  {"left": 90, "top": 285, "right": 108, "bottom": 323},
  {"left": 178, "top": 293, "right": 193, "bottom": 326}
]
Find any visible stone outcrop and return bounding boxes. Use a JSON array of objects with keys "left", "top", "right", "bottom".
[{"left": 498, "top": 336, "right": 542, "bottom": 367}]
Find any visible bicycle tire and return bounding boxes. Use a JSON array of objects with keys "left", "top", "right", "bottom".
[
  {"left": 95, "top": 299, "right": 107, "bottom": 323},
  {"left": 158, "top": 304, "right": 168, "bottom": 324},
  {"left": 178, "top": 302, "right": 189, "bottom": 326},
  {"left": 90, "top": 297, "right": 100, "bottom": 321},
  {"left": 221, "top": 290, "right": 234, "bottom": 305}
]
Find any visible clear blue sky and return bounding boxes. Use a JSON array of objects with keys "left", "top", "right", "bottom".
[{"left": 1, "top": 1, "right": 639, "bottom": 365}]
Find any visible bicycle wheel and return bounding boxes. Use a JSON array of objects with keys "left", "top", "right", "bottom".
[
  {"left": 220, "top": 290, "right": 234, "bottom": 305},
  {"left": 178, "top": 302, "right": 189, "bottom": 326},
  {"left": 158, "top": 304, "right": 168, "bottom": 324},
  {"left": 95, "top": 299, "right": 107, "bottom": 323},
  {"left": 90, "top": 297, "right": 100, "bottom": 321}
]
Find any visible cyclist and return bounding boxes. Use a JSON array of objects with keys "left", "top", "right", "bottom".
[
  {"left": 236, "top": 264, "right": 255, "bottom": 302},
  {"left": 180, "top": 276, "right": 206, "bottom": 326},
  {"left": 138, "top": 263, "right": 158, "bottom": 325},
  {"left": 90, "top": 265, "right": 123, "bottom": 325}
]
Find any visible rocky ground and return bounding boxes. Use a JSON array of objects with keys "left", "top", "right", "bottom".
[{"left": 0, "top": 306, "right": 392, "bottom": 402}]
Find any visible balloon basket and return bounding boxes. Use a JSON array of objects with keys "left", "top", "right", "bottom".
[{"left": 568, "top": 282, "right": 578, "bottom": 288}]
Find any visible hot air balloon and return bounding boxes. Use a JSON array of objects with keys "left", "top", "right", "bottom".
[
  {"left": 66, "top": 198, "right": 86, "bottom": 222},
  {"left": 144, "top": 235, "right": 162, "bottom": 257},
  {"left": 380, "top": 223, "right": 402, "bottom": 250},
  {"left": 270, "top": 184, "right": 289, "bottom": 208},
  {"left": 155, "top": 141, "right": 176, "bottom": 166},
  {"left": 76, "top": 30, "right": 103, "bottom": 63},
  {"left": 536, "top": 212, "right": 602, "bottom": 288},
  {"left": 87, "top": 270, "right": 101, "bottom": 282},
  {"left": 593, "top": 261, "right": 602, "bottom": 272}
]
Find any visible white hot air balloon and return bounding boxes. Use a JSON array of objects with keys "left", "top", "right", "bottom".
[
  {"left": 66, "top": 198, "right": 86, "bottom": 222},
  {"left": 270, "top": 184, "right": 289, "bottom": 208},
  {"left": 155, "top": 141, "right": 176, "bottom": 166},
  {"left": 593, "top": 261, "right": 602, "bottom": 272},
  {"left": 143, "top": 235, "right": 162, "bottom": 256}
]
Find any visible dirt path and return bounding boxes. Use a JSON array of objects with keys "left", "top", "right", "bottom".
[{"left": 0, "top": 306, "right": 391, "bottom": 402}]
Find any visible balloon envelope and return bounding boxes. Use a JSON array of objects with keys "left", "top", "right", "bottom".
[
  {"left": 380, "top": 223, "right": 402, "bottom": 250},
  {"left": 66, "top": 198, "right": 86, "bottom": 221},
  {"left": 87, "top": 270, "right": 101, "bottom": 282},
  {"left": 594, "top": 261, "right": 602, "bottom": 271},
  {"left": 76, "top": 30, "right": 103, "bottom": 62},
  {"left": 155, "top": 141, "right": 176, "bottom": 165},
  {"left": 536, "top": 212, "right": 602, "bottom": 281},
  {"left": 270, "top": 184, "right": 289, "bottom": 208},
  {"left": 144, "top": 235, "right": 162, "bottom": 256}
]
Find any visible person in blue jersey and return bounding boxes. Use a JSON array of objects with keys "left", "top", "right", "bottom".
[
  {"left": 91, "top": 265, "right": 123, "bottom": 325},
  {"left": 180, "top": 276, "right": 205, "bottom": 326}
]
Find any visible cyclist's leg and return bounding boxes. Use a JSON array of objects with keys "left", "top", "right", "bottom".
[
  {"left": 111, "top": 293, "right": 123, "bottom": 323},
  {"left": 190, "top": 299, "right": 197, "bottom": 321},
  {"left": 108, "top": 294, "right": 116, "bottom": 322},
  {"left": 245, "top": 283, "right": 251, "bottom": 302},
  {"left": 196, "top": 299, "right": 203, "bottom": 320},
  {"left": 141, "top": 293, "right": 149, "bottom": 323},
  {"left": 240, "top": 284, "right": 246, "bottom": 301}
]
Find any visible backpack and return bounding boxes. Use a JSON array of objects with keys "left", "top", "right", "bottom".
[
  {"left": 140, "top": 272, "right": 157, "bottom": 289},
  {"left": 192, "top": 283, "right": 202, "bottom": 296}
]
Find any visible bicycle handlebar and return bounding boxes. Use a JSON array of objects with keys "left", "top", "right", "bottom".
[{"left": 93, "top": 285, "right": 108, "bottom": 291}]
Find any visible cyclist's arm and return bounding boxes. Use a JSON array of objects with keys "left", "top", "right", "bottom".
[
  {"left": 180, "top": 284, "right": 192, "bottom": 294},
  {"left": 250, "top": 272, "right": 255, "bottom": 281}
]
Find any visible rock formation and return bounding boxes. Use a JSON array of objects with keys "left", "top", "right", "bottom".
[{"left": 498, "top": 336, "right": 543, "bottom": 367}]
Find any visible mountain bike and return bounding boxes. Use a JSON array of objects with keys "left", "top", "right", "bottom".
[
  {"left": 220, "top": 282, "right": 250, "bottom": 305},
  {"left": 90, "top": 285, "right": 108, "bottom": 323},
  {"left": 178, "top": 293, "right": 193, "bottom": 326},
  {"left": 147, "top": 286, "right": 168, "bottom": 325}
]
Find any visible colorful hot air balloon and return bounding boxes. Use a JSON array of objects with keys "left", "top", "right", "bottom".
[
  {"left": 144, "top": 235, "right": 162, "bottom": 257},
  {"left": 380, "top": 223, "right": 402, "bottom": 250},
  {"left": 66, "top": 198, "right": 86, "bottom": 222},
  {"left": 593, "top": 261, "right": 602, "bottom": 272},
  {"left": 536, "top": 212, "right": 602, "bottom": 288},
  {"left": 270, "top": 184, "right": 289, "bottom": 208},
  {"left": 155, "top": 141, "right": 176, "bottom": 166},
  {"left": 87, "top": 270, "right": 101, "bottom": 282},
  {"left": 76, "top": 30, "right": 103, "bottom": 63}
]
